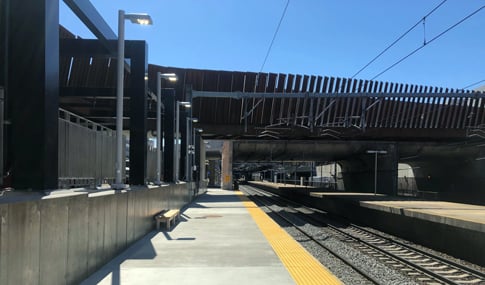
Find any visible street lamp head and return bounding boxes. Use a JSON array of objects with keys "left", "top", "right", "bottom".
[
  {"left": 124, "top": 13, "right": 153, "bottom": 25},
  {"left": 366, "top": 150, "right": 388, "bottom": 154},
  {"left": 178, "top": 101, "right": 191, "bottom": 108},
  {"left": 191, "top": 118, "right": 199, "bottom": 123},
  {"left": 159, "top": 73, "right": 178, "bottom": 82}
]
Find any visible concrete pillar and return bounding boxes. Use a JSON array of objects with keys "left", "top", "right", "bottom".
[
  {"left": 207, "top": 160, "right": 218, "bottom": 187},
  {"left": 199, "top": 137, "right": 206, "bottom": 183},
  {"left": 340, "top": 143, "right": 398, "bottom": 195},
  {"left": 221, "top": 140, "right": 233, "bottom": 190}
]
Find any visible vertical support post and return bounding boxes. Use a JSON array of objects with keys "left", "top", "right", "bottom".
[
  {"left": 0, "top": 87, "right": 3, "bottom": 185},
  {"left": 185, "top": 117, "right": 190, "bottom": 182},
  {"left": 174, "top": 102, "right": 180, "bottom": 182},
  {"left": 221, "top": 140, "right": 233, "bottom": 190},
  {"left": 162, "top": 89, "right": 174, "bottom": 182},
  {"left": 334, "top": 161, "right": 337, "bottom": 190},
  {"left": 8, "top": 0, "right": 59, "bottom": 190},
  {"left": 0, "top": 0, "right": 5, "bottom": 87},
  {"left": 114, "top": 10, "right": 125, "bottom": 187},
  {"left": 128, "top": 41, "right": 148, "bottom": 185},
  {"left": 366, "top": 149, "right": 388, "bottom": 195},
  {"left": 198, "top": 136, "right": 205, "bottom": 183},
  {"left": 374, "top": 152, "right": 378, "bottom": 195},
  {"left": 155, "top": 72, "right": 161, "bottom": 184}
]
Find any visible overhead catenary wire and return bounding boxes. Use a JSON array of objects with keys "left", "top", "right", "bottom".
[
  {"left": 462, "top": 79, "right": 485, "bottom": 90},
  {"left": 351, "top": 0, "right": 447, "bottom": 79},
  {"left": 371, "top": 5, "right": 485, "bottom": 81},
  {"left": 255, "top": 0, "right": 290, "bottom": 87}
]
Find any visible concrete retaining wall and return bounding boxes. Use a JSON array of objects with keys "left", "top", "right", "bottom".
[{"left": 0, "top": 183, "right": 192, "bottom": 285}]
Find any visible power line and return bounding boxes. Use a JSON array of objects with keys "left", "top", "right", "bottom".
[
  {"left": 258, "top": 0, "right": 290, "bottom": 74},
  {"left": 463, "top": 79, "right": 485, "bottom": 90},
  {"left": 351, "top": 0, "right": 447, "bottom": 79},
  {"left": 371, "top": 5, "right": 484, "bottom": 81}
]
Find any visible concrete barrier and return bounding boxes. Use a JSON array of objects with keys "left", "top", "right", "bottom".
[{"left": 0, "top": 183, "right": 193, "bottom": 285}]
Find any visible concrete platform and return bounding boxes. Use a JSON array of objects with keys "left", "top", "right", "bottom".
[
  {"left": 310, "top": 192, "right": 485, "bottom": 233},
  {"left": 81, "top": 188, "right": 340, "bottom": 285}
]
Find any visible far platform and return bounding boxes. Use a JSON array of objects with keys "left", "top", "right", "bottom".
[{"left": 310, "top": 192, "right": 485, "bottom": 233}]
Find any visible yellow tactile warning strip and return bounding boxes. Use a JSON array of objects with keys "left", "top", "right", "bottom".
[{"left": 236, "top": 191, "right": 342, "bottom": 285}]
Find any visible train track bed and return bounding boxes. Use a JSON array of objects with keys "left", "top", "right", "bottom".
[{"left": 240, "top": 185, "right": 485, "bottom": 285}]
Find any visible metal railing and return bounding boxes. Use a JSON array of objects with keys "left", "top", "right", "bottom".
[
  {"left": 58, "top": 108, "right": 123, "bottom": 188},
  {"left": 146, "top": 140, "right": 157, "bottom": 182}
]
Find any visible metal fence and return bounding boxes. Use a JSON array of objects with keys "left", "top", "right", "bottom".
[
  {"left": 146, "top": 140, "right": 157, "bottom": 182},
  {"left": 58, "top": 109, "right": 122, "bottom": 188}
]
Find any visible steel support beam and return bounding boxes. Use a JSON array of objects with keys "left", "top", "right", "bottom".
[
  {"left": 7, "top": 0, "right": 59, "bottom": 190},
  {"left": 0, "top": 0, "right": 5, "bottom": 87},
  {"left": 60, "top": 38, "right": 115, "bottom": 57},
  {"left": 62, "top": 0, "right": 117, "bottom": 53},
  {"left": 162, "top": 88, "right": 175, "bottom": 182},
  {"left": 127, "top": 40, "right": 148, "bottom": 185},
  {"left": 1, "top": 0, "right": 6, "bottom": 184},
  {"left": 60, "top": 87, "right": 117, "bottom": 97},
  {"left": 192, "top": 91, "right": 484, "bottom": 99},
  {"left": 60, "top": 39, "right": 149, "bottom": 185}
]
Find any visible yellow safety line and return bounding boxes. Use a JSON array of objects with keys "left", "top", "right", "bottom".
[{"left": 236, "top": 191, "right": 342, "bottom": 285}]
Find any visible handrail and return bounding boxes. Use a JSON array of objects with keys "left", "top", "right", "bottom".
[{"left": 59, "top": 108, "right": 113, "bottom": 133}]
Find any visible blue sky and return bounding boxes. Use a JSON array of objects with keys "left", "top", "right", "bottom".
[{"left": 60, "top": 0, "right": 485, "bottom": 90}]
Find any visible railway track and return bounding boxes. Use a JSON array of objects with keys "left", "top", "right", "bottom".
[{"left": 241, "top": 185, "right": 485, "bottom": 285}]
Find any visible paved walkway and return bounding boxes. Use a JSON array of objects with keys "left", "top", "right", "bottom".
[{"left": 81, "top": 189, "right": 297, "bottom": 285}]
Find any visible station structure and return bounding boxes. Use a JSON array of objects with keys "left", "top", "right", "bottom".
[{"left": 1, "top": 1, "right": 485, "bottom": 284}]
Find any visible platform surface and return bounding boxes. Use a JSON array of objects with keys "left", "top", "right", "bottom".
[
  {"left": 81, "top": 189, "right": 341, "bottom": 285},
  {"left": 310, "top": 192, "right": 485, "bottom": 232}
]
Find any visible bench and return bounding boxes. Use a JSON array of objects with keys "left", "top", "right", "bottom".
[{"left": 154, "top": 209, "right": 180, "bottom": 231}]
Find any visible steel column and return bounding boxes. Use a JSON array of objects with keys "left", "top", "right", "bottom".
[
  {"left": 128, "top": 41, "right": 148, "bottom": 185},
  {"left": 7, "top": 0, "right": 59, "bottom": 190},
  {"left": 0, "top": 88, "right": 3, "bottom": 185},
  {"left": 162, "top": 89, "right": 175, "bottom": 182}
]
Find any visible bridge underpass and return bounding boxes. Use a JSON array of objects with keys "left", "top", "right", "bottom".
[{"left": 188, "top": 87, "right": 485, "bottom": 203}]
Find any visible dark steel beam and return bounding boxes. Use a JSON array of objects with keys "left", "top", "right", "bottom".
[
  {"left": 127, "top": 40, "right": 148, "bottom": 185},
  {"left": 60, "top": 38, "right": 115, "bottom": 57},
  {"left": 162, "top": 89, "right": 175, "bottom": 182},
  {"left": 61, "top": 86, "right": 116, "bottom": 97},
  {"left": 62, "top": 0, "right": 116, "bottom": 54},
  {"left": 8, "top": 0, "right": 59, "bottom": 190},
  {"left": 0, "top": 0, "right": 6, "bottom": 87},
  {"left": 193, "top": 91, "right": 485, "bottom": 99}
]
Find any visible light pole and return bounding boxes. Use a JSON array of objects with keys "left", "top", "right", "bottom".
[
  {"left": 113, "top": 10, "right": 152, "bottom": 190},
  {"left": 366, "top": 150, "right": 387, "bottom": 195},
  {"left": 174, "top": 101, "right": 191, "bottom": 182},
  {"left": 193, "top": 128, "right": 203, "bottom": 174},
  {"left": 185, "top": 117, "right": 198, "bottom": 182},
  {"left": 155, "top": 72, "right": 177, "bottom": 185}
]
